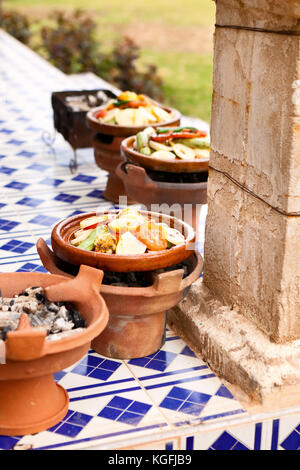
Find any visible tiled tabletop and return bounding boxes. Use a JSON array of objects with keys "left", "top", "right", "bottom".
[{"left": 0, "top": 30, "right": 299, "bottom": 451}]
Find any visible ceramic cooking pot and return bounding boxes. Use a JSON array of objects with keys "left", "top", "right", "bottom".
[
  {"left": 37, "top": 239, "right": 203, "bottom": 359},
  {"left": 50, "top": 210, "right": 195, "bottom": 273},
  {"left": 86, "top": 100, "right": 181, "bottom": 203},
  {"left": 0, "top": 266, "right": 109, "bottom": 436}
]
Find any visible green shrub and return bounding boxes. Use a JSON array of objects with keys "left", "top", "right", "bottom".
[
  {"left": 0, "top": 10, "right": 32, "bottom": 45},
  {"left": 108, "top": 37, "right": 164, "bottom": 101},
  {"left": 2, "top": 8, "right": 164, "bottom": 101}
]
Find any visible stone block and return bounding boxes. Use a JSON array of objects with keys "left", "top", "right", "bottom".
[
  {"left": 210, "top": 25, "right": 300, "bottom": 213},
  {"left": 168, "top": 279, "right": 300, "bottom": 404},
  {"left": 203, "top": 169, "right": 300, "bottom": 342},
  {"left": 215, "top": 0, "right": 300, "bottom": 30}
]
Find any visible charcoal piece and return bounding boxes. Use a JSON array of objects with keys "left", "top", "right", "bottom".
[
  {"left": 68, "top": 309, "right": 85, "bottom": 329},
  {"left": 35, "top": 292, "right": 46, "bottom": 303},
  {"left": 0, "top": 326, "right": 12, "bottom": 341}
]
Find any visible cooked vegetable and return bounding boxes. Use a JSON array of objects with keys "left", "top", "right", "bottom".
[
  {"left": 160, "top": 224, "right": 185, "bottom": 246},
  {"left": 71, "top": 229, "right": 93, "bottom": 246},
  {"left": 140, "top": 147, "right": 152, "bottom": 156},
  {"left": 136, "top": 222, "right": 168, "bottom": 251},
  {"left": 193, "top": 148, "right": 210, "bottom": 159},
  {"left": 132, "top": 126, "right": 210, "bottom": 161},
  {"left": 94, "top": 232, "right": 117, "bottom": 254},
  {"left": 71, "top": 209, "right": 186, "bottom": 255},
  {"left": 108, "top": 210, "right": 147, "bottom": 234},
  {"left": 96, "top": 91, "right": 173, "bottom": 126},
  {"left": 116, "top": 232, "right": 147, "bottom": 255},
  {"left": 80, "top": 215, "right": 108, "bottom": 230},
  {"left": 150, "top": 150, "right": 176, "bottom": 161},
  {"left": 175, "top": 138, "right": 210, "bottom": 149},
  {"left": 170, "top": 143, "right": 195, "bottom": 160},
  {"left": 78, "top": 225, "right": 105, "bottom": 251}
]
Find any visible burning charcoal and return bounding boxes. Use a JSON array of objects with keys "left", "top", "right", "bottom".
[{"left": 0, "top": 286, "right": 86, "bottom": 340}]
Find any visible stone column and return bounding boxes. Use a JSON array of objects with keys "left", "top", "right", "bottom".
[{"left": 168, "top": 0, "right": 300, "bottom": 403}]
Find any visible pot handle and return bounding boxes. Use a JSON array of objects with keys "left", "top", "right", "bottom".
[
  {"left": 44, "top": 264, "right": 104, "bottom": 304},
  {"left": 116, "top": 162, "right": 157, "bottom": 189},
  {"left": 5, "top": 313, "right": 47, "bottom": 361},
  {"left": 36, "top": 238, "right": 74, "bottom": 279},
  {"left": 152, "top": 268, "right": 185, "bottom": 294}
]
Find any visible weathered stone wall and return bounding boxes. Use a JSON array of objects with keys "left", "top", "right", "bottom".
[
  {"left": 204, "top": 169, "right": 300, "bottom": 342},
  {"left": 204, "top": 0, "right": 300, "bottom": 342}
]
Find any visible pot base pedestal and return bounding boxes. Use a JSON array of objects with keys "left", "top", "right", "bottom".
[
  {"left": 103, "top": 173, "right": 136, "bottom": 205},
  {"left": 0, "top": 374, "right": 69, "bottom": 436},
  {"left": 92, "top": 311, "right": 167, "bottom": 360}
]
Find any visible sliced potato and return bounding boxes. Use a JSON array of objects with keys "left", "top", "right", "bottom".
[
  {"left": 151, "top": 106, "right": 171, "bottom": 122},
  {"left": 101, "top": 108, "right": 119, "bottom": 124},
  {"left": 193, "top": 148, "right": 210, "bottom": 159},
  {"left": 150, "top": 150, "right": 176, "bottom": 161},
  {"left": 161, "top": 225, "right": 185, "bottom": 246},
  {"left": 116, "top": 108, "right": 136, "bottom": 126},
  {"left": 108, "top": 214, "right": 147, "bottom": 234},
  {"left": 116, "top": 231, "right": 147, "bottom": 255},
  {"left": 80, "top": 215, "right": 108, "bottom": 229},
  {"left": 71, "top": 229, "right": 93, "bottom": 245},
  {"left": 135, "top": 107, "right": 157, "bottom": 126},
  {"left": 171, "top": 143, "right": 195, "bottom": 160},
  {"left": 149, "top": 140, "right": 172, "bottom": 152}
]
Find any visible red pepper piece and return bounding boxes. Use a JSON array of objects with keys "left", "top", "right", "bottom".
[
  {"left": 121, "top": 99, "right": 148, "bottom": 108},
  {"left": 96, "top": 109, "right": 108, "bottom": 119},
  {"left": 170, "top": 130, "right": 207, "bottom": 139},
  {"left": 150, "top": 132, "right": 174, "bottom": 143}
]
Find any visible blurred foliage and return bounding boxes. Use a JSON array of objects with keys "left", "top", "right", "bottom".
[
  {"left": 1, "top": 8, "right": 164, "bottom": 101},
  {"left": 0, "top": 9, "right": 32, "bottom": 44},
  {"left": 39, "top": 10, "right": 106, "bottom": 75},
  {"left": 109, "top": 37, "right": 164, "bottom": 102}
]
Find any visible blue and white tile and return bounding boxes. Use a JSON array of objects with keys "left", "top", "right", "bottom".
[
  {"left": 181, "top": 421, "right": 264, "bottom": 450},
  {"left": 270, "top": 413, "right": 300, "bottom": 450}
]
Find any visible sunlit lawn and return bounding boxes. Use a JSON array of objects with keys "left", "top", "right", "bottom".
[{"left": 3, "top": 0, "right": 215, "bottom": 121}]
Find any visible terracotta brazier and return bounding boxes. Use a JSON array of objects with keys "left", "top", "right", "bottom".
[
  {"left": 0, "top": 266, "right": 109, "bottom": 436},
  {"left": 86, "top": 103, "right": 181, "bottom": 203},
  {"left": 37, "top": 238, "right": 203, "bottom": 360}
]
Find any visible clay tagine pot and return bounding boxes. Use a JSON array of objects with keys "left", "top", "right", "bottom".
[
  {"left": 37, "top": 239, "right": 203, "bottom": 359},
  {"left": 50, "top": 210, "right": 195, "bottom": 273},
  {"left": 116, "top": 162, "right": 207, "bottom": 235},
  {"left": 86, "top": 102, "right": 181, "bottom": 203},
  {"left": 0, "top": 266, "right": 109, "bottom": 436},
  {"left": 121, "top": 134, "right": 209, "bottom": 174}
]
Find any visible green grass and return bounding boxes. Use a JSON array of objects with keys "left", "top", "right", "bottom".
[
  {"left": 141, "top": 50, "right": 213, "bottom": 122},
  {"left": 3, "top": 0, "right": 215, "bottom": 122}
]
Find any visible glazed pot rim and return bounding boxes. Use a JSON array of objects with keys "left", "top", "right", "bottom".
[
  {"left": 51, "top": 210, "right": 195, "bottom": 272},
  {"left": 86, "top": 101, "right": 181, "bottom": 136},
  {"left": 121, "top": 135, "right": 209, "bottom": 173},
  {"left": 0, "top": 271, "right": 109, "bottom": 360}
]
